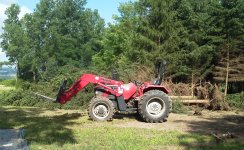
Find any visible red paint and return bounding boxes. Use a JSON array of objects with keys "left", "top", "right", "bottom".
[
  {"left": 122, "top": 83, "right": 137, "bottom": 100},
  {"left": 58, "top": 74, "right": 170, "bottom": 104}
]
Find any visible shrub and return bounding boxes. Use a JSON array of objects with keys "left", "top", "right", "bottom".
[
  {"left": 226, "top": 92, "right": 244, "bottom": 110},
  {"left": 172, "top": 98, "right": 187, "bottom": 114},
  {"left": 0, "top": 89, "right": 26, "bottom": 105},
  {"left": 0, "top": 80, "right": 95, "bottom": 110}
]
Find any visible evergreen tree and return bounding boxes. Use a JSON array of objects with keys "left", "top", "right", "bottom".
[
  {"left": 172, "top": 0, "right": 217, "bottom": 86},
  {"left": 210, "top": 0, "right": 244, "bottom": 95}
]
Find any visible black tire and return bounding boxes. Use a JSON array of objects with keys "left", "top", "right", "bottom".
[
  {"left": 139, "top": 90, "right": 171, "bottom": 123},
  {"left": 88, "top": 97, "right": 114, "bottom": 121}
]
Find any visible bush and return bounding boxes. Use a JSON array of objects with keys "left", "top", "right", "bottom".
[
  {"left": 0, "top": 88, "right": 41, "bottom": 107},
  {"left": 61, "top": 92, "right": 94, "bottom": 110},
  {"left": 0, "top": 80, "right": 95, "bottom": 110},
  {"left": 0, "top": 66, "right": 97, "bottom": 110},
  {"left": 172, "top": 98, "right": 187, "bottom": 114},
  {"left": 0, "top": 89, "right": 25, "bottom": 105},
  {"left": 226, "top": 92, "right": 244, "bottom": 110}
]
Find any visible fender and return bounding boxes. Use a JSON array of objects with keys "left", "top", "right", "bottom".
[{"left": 142, "top": 85, "right": 170, "bottom": 94}]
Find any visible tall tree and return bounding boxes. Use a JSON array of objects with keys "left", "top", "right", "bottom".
[
  {"left": 1, "top": 0, "right": 105, "bottom": 81},
  {"left": 1, "top": 4, "right": 29, "bottom": 80},
  {"left": 92, "top": 2, "right": 136, "bottom": 70},
  {"left": 93, "top": 0, "right": 188, "bottom": 80},
  {"left": 210, "top": 0, "right": 244, "bottom": 95}
]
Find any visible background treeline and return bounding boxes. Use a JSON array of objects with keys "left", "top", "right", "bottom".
[{"left": 0, "top": 0, "right": 243, "bottom": 109}]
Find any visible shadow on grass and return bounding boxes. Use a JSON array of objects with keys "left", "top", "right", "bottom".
[
  {"left": 113, "top": 113, "right": 145, "bottom": 122},
  {"left": 0, "top": 106, "right": 82, "bottom": 146},
  {"left": 175, "top": 114, "right": 244, "bottom": 149},
  {"left": 174, "top": 114, "right": 244, "bottom": 135}
]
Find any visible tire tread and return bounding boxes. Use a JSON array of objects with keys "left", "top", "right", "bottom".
[
  {"left": 139, "top": 90, "right": 171, "bottom": 123},
  {"left": 87, "top": 97, "right": 114, "bottom": 121}
]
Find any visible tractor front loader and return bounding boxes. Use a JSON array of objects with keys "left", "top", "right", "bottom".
[{"left": 44, "top": 60, "right": 172, "bottom": 123}]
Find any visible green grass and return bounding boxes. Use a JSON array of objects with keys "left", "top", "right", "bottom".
[
  {"left": 0, "top": 106, "right": 243, "bottom": 150},
  {"left": 0, "top": 85, "right": 15, "bottom": 93},
  {"left": 0, "top": 79, "right": 16, "bottom": 93},
  {"left": 0, "top": 79, "right": 16, "bottom": 87}
]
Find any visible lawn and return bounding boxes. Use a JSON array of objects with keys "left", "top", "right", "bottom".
[
  {"left": 0, "top": 106, "right": 243, "bottom": 150},
  {"left": 0, "top": 85, "right": 15, "bottom": 93}
]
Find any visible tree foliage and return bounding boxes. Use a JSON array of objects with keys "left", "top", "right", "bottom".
[
  {"left": 211, "top": 0, "right": 244, "bottom": 82},
  {"left": 1, "top": 0, "right": 104, "bottom": 81},
  {"left": 1, "top": 0, "right": 243, "bottom": 86}
]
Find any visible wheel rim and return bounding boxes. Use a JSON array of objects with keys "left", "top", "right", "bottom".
[
  {"left": 92, "top": 103, "right": 110, "bottom": 119},
  {"left": 146, "top": 97, "right": 166, "bottom": 117}
]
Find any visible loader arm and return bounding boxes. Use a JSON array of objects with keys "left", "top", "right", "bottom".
[{"left": 57, "top": 74, "right": 123, "bottom": 104}]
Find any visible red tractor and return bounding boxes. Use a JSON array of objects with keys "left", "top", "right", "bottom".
[{"left": 56, "top": 61, "right": 172, "bottom": 123}]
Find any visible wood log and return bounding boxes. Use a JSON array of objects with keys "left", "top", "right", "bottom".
[
  {"left": 179, "top": 99, "right": 209, "bottom": 104},
  {"left": 170, "top": 96, "right": 197, "bottom": 99}
]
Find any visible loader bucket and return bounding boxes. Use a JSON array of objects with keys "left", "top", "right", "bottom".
[{"left": 56, "top": 80, "right": 67, "bottom": 103}]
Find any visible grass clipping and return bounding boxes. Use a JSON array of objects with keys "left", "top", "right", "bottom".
[{"left": 209, "top": 84, "right": 230, "bottom": 111}]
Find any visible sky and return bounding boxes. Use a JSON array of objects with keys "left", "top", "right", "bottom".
[{"left": 0, "top": 0, "right": 132, "bottom": 62}]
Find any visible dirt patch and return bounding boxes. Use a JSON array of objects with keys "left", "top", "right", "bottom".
[{"left": 114, "top": 111, "right": 244, "bottom": 138}]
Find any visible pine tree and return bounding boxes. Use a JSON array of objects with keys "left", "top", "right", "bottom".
[{"left": 210, "top": 0, "right": 244, "bottom": 95}]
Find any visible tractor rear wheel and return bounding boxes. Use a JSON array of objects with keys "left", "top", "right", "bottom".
[
  {"left": 88, "top": 97, "right": 114, "bottom": 121},
  {"left": 139, "top": 90, "right": 171, "bottom": 123}
]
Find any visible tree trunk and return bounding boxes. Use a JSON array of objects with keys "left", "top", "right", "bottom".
[
  {"left": 191, "top": 72, "right": 194, "bottom": 97},
  {"left": 33, "top": 71, "right": 36, "bottom": 81},
  {"left": 224, "top": 41, "right": 230, "bottom": 97},
  {"left": 16, "top": 61, "right": 19, "bottom": 83}
]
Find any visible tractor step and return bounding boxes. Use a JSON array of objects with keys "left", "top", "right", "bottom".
[{"left": 118, "top": 108, "right": 137, "bottom": 114}]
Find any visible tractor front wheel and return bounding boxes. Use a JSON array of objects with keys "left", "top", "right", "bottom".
[
  {"left": 139, "top": 90, "right": 171, "bottom": 123},
  {"left": 88, "top": 97, "right": 114, "bottom": 121}
]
